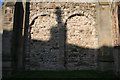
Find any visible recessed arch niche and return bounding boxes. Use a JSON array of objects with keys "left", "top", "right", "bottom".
[
  {"left": 65, "top": 13, "right": 98, "bottom": 70},
  {"left": 29, "top": 14, "right": 60, "bottom": 70}
]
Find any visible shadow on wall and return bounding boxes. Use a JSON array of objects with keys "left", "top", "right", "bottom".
[
  {"left": 118, "top": 5, "right": 120, "bottom": 43},
  {"left": 2, "top": 2, "right": 24, "bottom": 76},
  {"left": 2, "top": 2, "right": 120, "bottom": 76},
  {"left": 27, "top": 6, "right": 116, "bottom": 71}
]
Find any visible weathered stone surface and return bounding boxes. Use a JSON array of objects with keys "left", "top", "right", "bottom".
[
  {"left": 3, "top": 6, "right": 14, "bottom": 31},
  {"left": 27, "top": 2, "right": 97, "bottom": 70},
  {"left": 2, "top": 4, "right": 15, "bottom": 77},
  {"left": 65, "top": 15, "right": 97, "bottom": 70},
  {"left": 2, "top": 2, "right": 120, "bottom": 73}
]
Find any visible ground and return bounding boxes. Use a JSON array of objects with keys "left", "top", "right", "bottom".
[{"left": 2, "top": 70, "right": 120, "bottom": 80}]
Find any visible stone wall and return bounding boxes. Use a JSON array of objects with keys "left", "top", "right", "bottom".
[
  {"left": 25, "top": 2, "right": 98, "bottom": 70},
  {"left": 2, "top": 2, "right": 120, "bottom": 74},
  {"left": 66, "top": 14, "right": 97, "bottom": 70},
  {"left": 2, "top": 2, "right": 25, "bottom": 76},
  {"left": 2, "top": 3, "right": 15, "bottom": 76},
  {"left": 112, "top": 3, "right": 119, "bottom": 47}
]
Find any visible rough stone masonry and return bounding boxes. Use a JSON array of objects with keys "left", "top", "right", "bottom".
[
  {"left": 1, "top": 1, "right": 120, "bottom": 76},
  {"left": 25, "top": 2, "right": 98, "bottom": 70}
]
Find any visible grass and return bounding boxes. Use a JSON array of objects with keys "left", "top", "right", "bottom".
[{"left": 2, "top": 70, "right": 120, "bottom": 80}]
